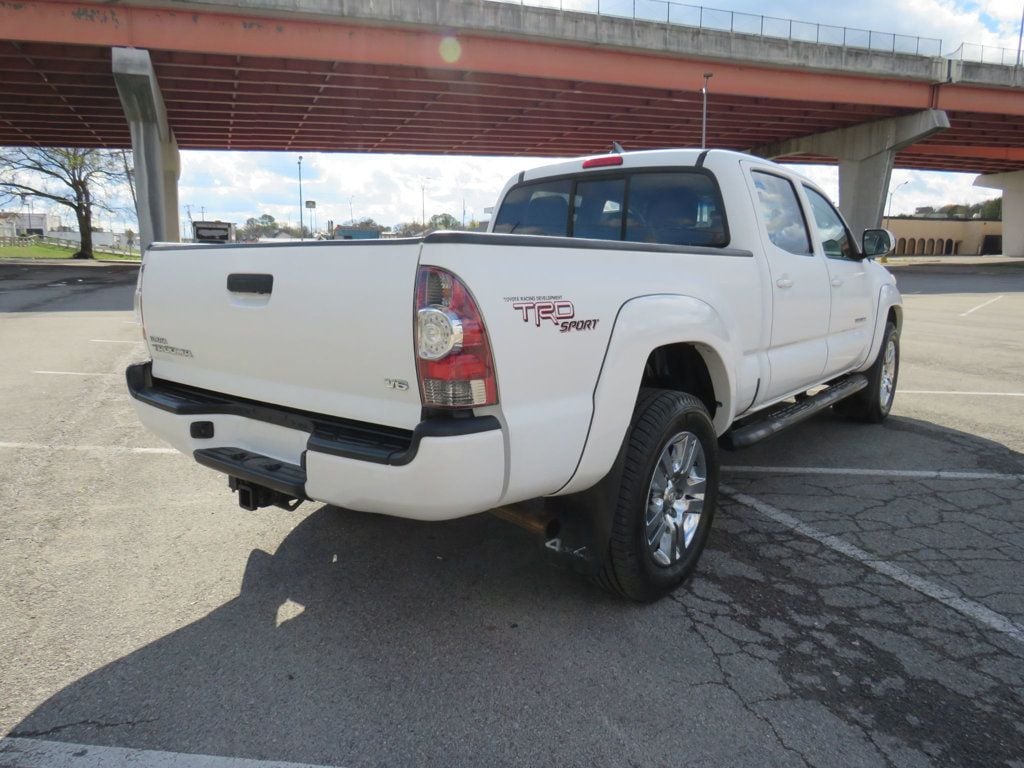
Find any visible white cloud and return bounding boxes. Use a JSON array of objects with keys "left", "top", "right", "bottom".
[{"left": 178, "top": 151, "right": 539, "bottom": 231}]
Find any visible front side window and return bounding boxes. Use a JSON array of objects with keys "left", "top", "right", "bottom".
[
  {"left": 751, "top": 171, "right": 811, "bottom": 256},
  {"left": 804, "top": 186, "right": 856, "bottom": 260},
  {"left": 492, "top": 180, "right": 572, "bottom": 235}
]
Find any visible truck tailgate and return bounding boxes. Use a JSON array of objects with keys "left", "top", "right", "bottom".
[{"left": 140, "top": 241, "right": 422, "bottom": 430}]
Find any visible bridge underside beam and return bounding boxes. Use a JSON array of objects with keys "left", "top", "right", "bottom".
[
  {"left": 112, "top": 47, "right": 179, "bottom": 250},
  {"left": 975, "top": 171, "right": 1023, "bottom": 256},
  {"left": 755, "top": 110, "right": 950, "bottom": 236}
]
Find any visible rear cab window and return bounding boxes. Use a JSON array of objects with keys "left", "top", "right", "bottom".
[{"left": 492, "top": 168, "right": 728, "bottom": 247}]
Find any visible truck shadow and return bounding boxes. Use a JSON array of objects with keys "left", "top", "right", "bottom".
[{"left": 8, "top": 506, "right": 625, "bottom": 763}]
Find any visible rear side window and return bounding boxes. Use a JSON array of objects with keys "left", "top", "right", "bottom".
[
  {"left": 493, "top": 170, "right": 728, "bottom": 247},
  {"left": 751, "top": 171, "right": 811, "bottom": 255},
  {"left": 573, "top": 178, "right": 625, "bottom": 240},
  {"left": 492, "top": 180, "right": 572, "bottom": 235},
  {"left": 625, "top": 173, "right": 727, "bottom": 247}
]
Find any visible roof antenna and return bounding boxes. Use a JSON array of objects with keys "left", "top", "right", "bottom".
[{"left": 611, "top": 141, "right": 625, "bottom": 154}]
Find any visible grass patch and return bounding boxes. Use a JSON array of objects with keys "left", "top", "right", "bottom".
[
  {"left": 0, "top": 243, "right": 76, "bottom": 259},
  {"left": 0, "top": 243, "right": 140, "bottom": 262}
]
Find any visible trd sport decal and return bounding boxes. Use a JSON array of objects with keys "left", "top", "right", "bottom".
[{"left": 504, "top": 295, "right": 600, "bottom": 333}]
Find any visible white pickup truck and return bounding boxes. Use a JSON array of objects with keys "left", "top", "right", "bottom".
[{"left": 128, "top": 148, "right": 902, "bottom": 601}]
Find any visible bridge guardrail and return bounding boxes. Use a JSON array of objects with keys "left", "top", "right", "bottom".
[{"left": 491, "top": 0, "right": 944, "bottom": 57}]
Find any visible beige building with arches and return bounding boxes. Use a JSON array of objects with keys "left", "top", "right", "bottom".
[{"left": 881, "top": 216, "right": 1003, "bottom": 256}]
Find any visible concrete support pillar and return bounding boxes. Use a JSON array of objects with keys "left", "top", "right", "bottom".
[
  {"left": 755, "top": 109, "right": 950, "bottom": 238},
  {"left": 112, "top": 47, "right": 180, "bottom": 250},
  {"left": 974, "top": 171, "right": 1024, "bottom": 256}
]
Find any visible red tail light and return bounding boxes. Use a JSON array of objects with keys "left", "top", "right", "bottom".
[{"left": 415, "top": 266, "right": 497, "bottom": 408}]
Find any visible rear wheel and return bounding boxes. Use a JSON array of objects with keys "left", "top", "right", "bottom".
[
  {"left": 596, "top": 389, "right": 719, "bottom": 602},
  {"left": 835, "top": 321, "right": 899, "bottom": 423}
]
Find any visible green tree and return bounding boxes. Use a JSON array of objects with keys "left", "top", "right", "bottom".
[
  {"left": 0, "top": 147, "right": 130, "bottom": 259},
  {"left": 428, "top": 212, "right": 461, "bottom": 231},
  {"left": 352, "top": 217, "right": 387, "bottom": 234},
  {"left": 979, "top": 197, "right": 1002, "bottom": 220},
  {"left": 392, "top": 221, "right": 428, "bottom": 237},
  {"left": 237, "top": 213, "right": 287, "bottom": 241}
]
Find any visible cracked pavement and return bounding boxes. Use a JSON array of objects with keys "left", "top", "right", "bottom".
[{"left": 1, "top": 262, "right": 1023, "bottom": 767}]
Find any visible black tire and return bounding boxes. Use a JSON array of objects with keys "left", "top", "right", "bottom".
[
  {"left": 834, "top": 321, "right": 899, "bottom": 423},
  {"left": 596, "top": 388, "right": 719, "bottom": 602}
]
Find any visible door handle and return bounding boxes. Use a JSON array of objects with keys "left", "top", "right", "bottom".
[
  {"left": 831, "top": 277, "right": 845, "bottom": 287},
  {"left": 227, "top": 274, "right": 274, "bottom": 294},
  {"left": 776, "top": 276, "right": 794, "bottom": 289}
]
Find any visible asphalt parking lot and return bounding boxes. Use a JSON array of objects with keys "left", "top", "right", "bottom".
[{"left": 1, "top": 259, "right": 1022, "bottom": 768}]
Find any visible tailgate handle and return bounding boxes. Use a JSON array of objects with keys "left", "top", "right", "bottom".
[{"left": 227, "top": 274, "right": 273, "bottom": 294}]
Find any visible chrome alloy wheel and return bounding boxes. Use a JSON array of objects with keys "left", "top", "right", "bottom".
[
  {"left": 880, "top": 337, "right": 897, "bottom": 407},
  {"left": 645, "top": 431, "right": 707, "bottom": 567}
]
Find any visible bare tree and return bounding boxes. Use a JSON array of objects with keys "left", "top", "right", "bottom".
[{"left": 0, "top": 147, "right": 131, "bottom": 259}]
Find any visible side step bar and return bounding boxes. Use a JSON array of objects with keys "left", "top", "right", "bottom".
[{"left": 722, "top": 374, "right": 869, "bottom": 450}]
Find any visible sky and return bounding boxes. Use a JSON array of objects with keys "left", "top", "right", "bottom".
[{"left": 21, "top": 0, "right": 1024, "bottom": 232}]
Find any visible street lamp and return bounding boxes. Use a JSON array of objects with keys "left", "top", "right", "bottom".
[
  {"left": 886, "top": 180, "right": 911, "bottom": 220},
  {"left": 701, "top": 72, "right": 713, "bottom": 149},
  {"left": 421, "top": 179, "right": 434, "bottom": 228},
  {"left": 297, "top": 155, "right": 304, "bottom": 241}
]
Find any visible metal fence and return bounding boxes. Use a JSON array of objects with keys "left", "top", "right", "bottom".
[
  {"left": 490, "top": 0, "right": 945, "bottom": 56},
  {"left": 947, "top": 42, "right": 1021, "bottom": 67}
]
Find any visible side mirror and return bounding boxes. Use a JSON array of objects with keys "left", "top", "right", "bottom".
[{"left": 862, "top": 228, "right": 895, "bottom": 258}]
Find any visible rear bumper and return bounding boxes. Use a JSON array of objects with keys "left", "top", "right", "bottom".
[{"left": 127, "top": 362, "right": 506, "bottom": 520}]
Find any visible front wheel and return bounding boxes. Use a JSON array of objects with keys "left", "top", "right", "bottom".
[
  {"left": 835, "top": 321, "right": 899, "bottom": 423},
  {"left": 596, "top": 389, "right": 719, "bottom": 602}
]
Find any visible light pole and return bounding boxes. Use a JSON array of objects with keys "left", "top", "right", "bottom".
[
  {"left": 1017, "top": 3, "right": 1024, "bottom": 67},
  {"left": 297, "top": 155, "right": 304, "bottom": 241},
  {"left": 701, "top": 72, "right": 713, "bottom": 149},
  {"left": 349, "top": 196, "right": 354, "bottom": 224},
  {"left": 886, "top": 180, "right": 910, "bottom": 220}
]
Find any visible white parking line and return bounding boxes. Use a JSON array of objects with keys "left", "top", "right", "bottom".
[
  {"left": 723, "top": 486, "right": 1024, "bottom": 645},
  {"left": 900, "top": 389, "right": 1024, "bottom": 397},
  {"left": 723, "top": 465, "right": 1024, "bottom": 481},
  {"left": 0, "top": 441, "right": 176, "bottom": 454},
  {"left": 0, "top": 737, "right": 342, "bottom": 768},
  {"left": 33, "top": 370, "right": 118, "bottom": 377},
  {"left": 960, "top": 295, "right": 1004, "bottom": 316}
]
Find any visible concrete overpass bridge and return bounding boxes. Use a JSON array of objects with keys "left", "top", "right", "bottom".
[{"left": 3, "top": 0, "right": 1024, "bottom": 251}]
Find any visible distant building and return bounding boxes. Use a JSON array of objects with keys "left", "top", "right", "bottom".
[
  {"left": 333, "top": 225, "right": 380, "bottom": 240},
  {"left": 0, "top": 211, "right": 61, "bottom": 236},
  {"left": 882, "top": 216, "right": 1003, "bottom": 256}
]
